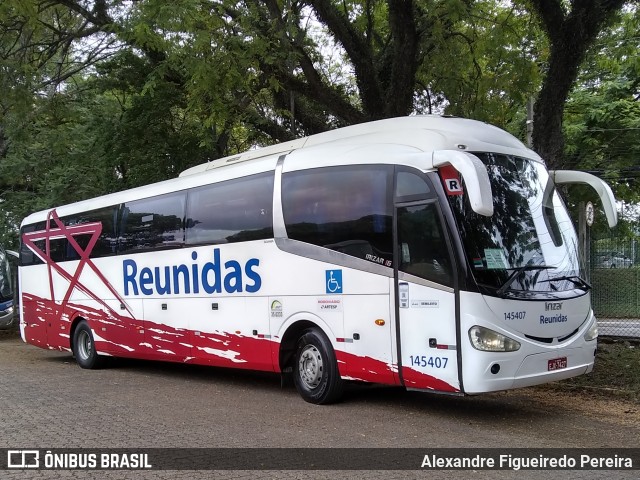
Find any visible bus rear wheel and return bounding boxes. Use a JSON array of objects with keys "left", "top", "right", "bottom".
[
  {"left": 72, "top": 320, "right": 105, "bottom": 369},
  {"left": 293, "top": 328, "right": 343, "bottom": 404}
]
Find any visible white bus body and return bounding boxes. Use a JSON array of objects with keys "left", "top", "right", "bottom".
[{"left": 18, "top": 116, "right": 617, "bottom": 403}]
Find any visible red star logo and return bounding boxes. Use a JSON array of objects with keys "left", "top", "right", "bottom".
[{"left": 22, "top": 209, "right": 133, "bottom": 323}]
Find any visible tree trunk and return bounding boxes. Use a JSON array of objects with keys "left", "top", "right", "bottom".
[
  {"left": 529, "top": 0, "right": 627, "bottom": 169},
  {"left": 532, "top": 43, "right": 581, "bottom": 169}
]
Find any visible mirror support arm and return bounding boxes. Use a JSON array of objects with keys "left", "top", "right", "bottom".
[
  {"left": 550, "top": 170, "right": 618, "bottom": 228},
  {"left": 432, "top": 150, "right": 494, "bottom": 216}
]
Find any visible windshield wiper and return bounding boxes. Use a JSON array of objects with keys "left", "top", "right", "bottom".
[
  {"left": 497, "top": 265, "right": 555, "bottom": 296},
  {"left": 539, "top": 275, "right": 591, "bottom": 291}
]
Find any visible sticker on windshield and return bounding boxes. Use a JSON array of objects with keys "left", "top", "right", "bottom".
[{"left": 484, "top": 249, "right": 509, "bottom": 270}]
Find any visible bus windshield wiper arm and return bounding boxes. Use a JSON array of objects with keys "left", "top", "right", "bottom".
[
  {"left": 539, "top": 275, "right": 591, "bottom": 291},
  {"left": 497, "top": 265, "right": 554, "bottom": 296}
]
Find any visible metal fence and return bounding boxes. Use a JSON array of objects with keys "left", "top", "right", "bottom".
[{"left": 590, "top": 237, "right": 640, "bottom": 338}]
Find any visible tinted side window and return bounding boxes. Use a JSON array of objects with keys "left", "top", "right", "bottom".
[
  {"left": 282, "top": 166, "right": 393, "bottom": 264},
  {"left": 120, "top": 193, "right": 185, "bottom": 254},
  {"left": 20, "top": 207, "right": 119, "bottom": 265},
  {"left": 397, "top": 203, "right": 452, "bottom": 286},
  {"left": 186, "top": 172, "right": 274, "bottom": 245},
  {"left": 20, "top": 223, "right": 46, "bottom": 266},
  {"left": 64, "top": 207, "right": 119, "bottom": 259},
  {"left": 396, "top": 171, "right": 431, "bottom": 199}
]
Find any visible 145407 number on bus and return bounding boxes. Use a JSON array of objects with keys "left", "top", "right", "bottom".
[
  {"left": 409, "top": 356, "right": 448, "bottom": 368},
  {"left": 504, "top": 311, "right": 526, "bottom": 321}
]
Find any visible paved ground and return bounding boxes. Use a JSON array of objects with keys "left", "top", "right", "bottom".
[{"left": 1, "top": 330, "right": 639, "bottom": 479}]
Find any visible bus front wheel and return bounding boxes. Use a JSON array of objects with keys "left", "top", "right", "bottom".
[
  {"left": 72, "top": 321, "right": 105, "bottom": 369},
  {"left": 293, "top": 328, "right": 344, "bottom": 404}
]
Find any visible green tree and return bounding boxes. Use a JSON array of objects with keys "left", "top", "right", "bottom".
[
  {"left": 564, "top": 9, "right": 640, "bottom": 200},
  {"left": 1, "top": 0, "right": 638, "bottom": 251},
  {"left": 91, "top": 50, "right": 213, "bottom": 188},
  {"left": 524, "top": 0, "right": 631, "bottom": 169},
  {"left": 427, "top": 0, "right": 544, "bottom": 135},
  {"left": 0, "top": 87, "right": 111, "bottom": 247},
  {"left": 561, "top": 9, "right": 640, "bottom": 237}
]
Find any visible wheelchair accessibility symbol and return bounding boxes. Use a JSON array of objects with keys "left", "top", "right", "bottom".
[{"left": 325, "top": 270, "right": 343, "bottom": 294}]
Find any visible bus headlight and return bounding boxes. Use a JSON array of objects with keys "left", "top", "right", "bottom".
[
  {"left": 584, "top": 320, "right": 598, "bottom": 342},
  {"left": 469, "top": 326, "right": 521, "bottom": 352}
]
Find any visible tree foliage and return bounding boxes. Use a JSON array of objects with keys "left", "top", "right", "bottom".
[
  {"left": 427, "top": 0, "right": 544, "bottom": 134},
  {"left": 525, "top": 0, "right": 631, "bottom": 169},
  {"left": 565, "top": 9, "right": 640, "bottom": 194},
  {"left": 0, "top": 0, "right": 638, "bottom": 248},
  {"left": 562, "top": 8, "right": 640, "bottom": 237}
]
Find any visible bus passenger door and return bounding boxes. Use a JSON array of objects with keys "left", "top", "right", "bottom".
[{"left": 395, "top": 202, "right": 460, "bottom": 393}]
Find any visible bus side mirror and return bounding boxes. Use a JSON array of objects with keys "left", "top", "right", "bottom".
[
  {"left": 549, "top": 170, "right": 618, "bottom": 228},
  {"left": 432, "top": 150, "right": 494, "bottom": 216}
]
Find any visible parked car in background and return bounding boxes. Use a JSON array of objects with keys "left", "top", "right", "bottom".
[{"left": 596, "top": 252, "right": 634, "bottom": 268}]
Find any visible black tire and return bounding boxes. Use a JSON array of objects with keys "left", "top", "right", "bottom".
[
  {"left": 293, "top": 328, "right": 344, "bottom": 404},
  {"left": 72, "top": 320, "right": 105, "bottom": 369}
]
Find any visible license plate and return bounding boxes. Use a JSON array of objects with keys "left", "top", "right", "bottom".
[{"left": 548, "top": 357, "right": 567, "bottom": 371}]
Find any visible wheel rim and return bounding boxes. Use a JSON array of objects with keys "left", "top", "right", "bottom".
[
  {"left": 77, "top": 330, "right": 92, "bottom": 361},
  {"left": 298, "top": 344, "right": 323, "bottom": 389}
]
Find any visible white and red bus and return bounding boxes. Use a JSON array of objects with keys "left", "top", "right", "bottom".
[{"left": 18, "top": 116, "right": 617, "bottom": 404}]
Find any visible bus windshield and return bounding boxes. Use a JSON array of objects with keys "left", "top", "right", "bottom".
[
  {"left": 447, "top": 153, "right": 584, "bottom": 297},
  {"left": 0, "top": 247, "right": 12, "bottom": 303}
]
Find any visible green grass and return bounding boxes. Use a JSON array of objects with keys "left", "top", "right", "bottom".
[{"left": 546, "top": 339, "right": 640, "bottom": 402}]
